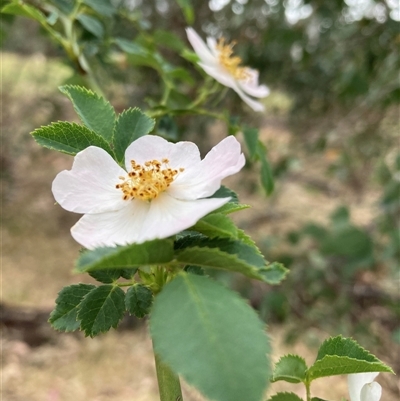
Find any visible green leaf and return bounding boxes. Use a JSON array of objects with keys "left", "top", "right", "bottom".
[
  {"left": 213, "top": 202, "right": 250, "bottom": 215},
  {"left": 154, "top": 29, "right": 186, "bottom": 52},
  {"left": 113, "top": 108, "right": 155, "bottom": 163},
  {"left": 2, "top": 2, "right": 47, "bottom": 24},
  {"left": 243, "top": 127, "right": 259, "bottom": 160},
  {"left": 272, "top": 354, "right": 308, "bottom": 383},
  {"left": 59, "top": 85, "right": 115, "bottom": 142},
  {"left": 176, "top": 0, "right": 194, "bottom": 24},
  {"left": 174, "top": 237, "right": 281, "bottom": 284},
  {"left": 89, "top": 269, "right": 129, "bottom": 284},
  {"left": 210, "top": 186, "right": 239, "bottom": 203},
  {"left": 192, "top": 213, "right": 238, "bottom": 239},
  {"left": 307, "top": 336, "right": 394, "bottom": 381},
  {"left": 257, "top": 141, "right": 274, "bottom": 195},
  {"left": 261, "top": 262, "right": 289, "bottom": 285},
  {"left": 31, "top": 122, "right": 113, "bottom": 156},
  {"left": 125, "top": 284, "right": 153, "bottom": 318},
  {"left": 78, "top": 284, "right": 126, "bottom": 337},
  {"left": 49, "top": 284, "right": 95, "bottom": 332},
  {"left": 75, "top": 239, "right": 174, "bottom": 273},
  {"left": 76, "top": 14, "right": 104, "bottom": 38},
  {"left": 267, "top": 393, "right": 304, "bottom": 401},
  {"left": 83, "top": 0, "right": 115, "bottom": 16},
  {"left": 150, "top": 274, "right": 270, "bottom": 401}
]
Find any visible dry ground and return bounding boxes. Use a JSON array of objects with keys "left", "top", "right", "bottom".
[{"left": 2, "top": 52, "right": 398, "bottom": 400}]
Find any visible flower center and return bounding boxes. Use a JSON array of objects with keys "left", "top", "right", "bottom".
[
  {"left": 216, "top": 38, "right": 250, "bottom": 81},
  {"left": 116, "top": 159, "right": 184, "bottom": 201}
]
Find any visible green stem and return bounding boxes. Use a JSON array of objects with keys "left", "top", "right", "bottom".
[
  {"left": 154, "top": 351, "right": 183, "bottom": 401},
  {"left": 305, "top": 381, "right": 311, "bottom": 401}
]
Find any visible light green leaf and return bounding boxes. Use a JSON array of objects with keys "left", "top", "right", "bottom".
[
  {"left": 49, "top": 284, "right": 95, "bottom": 332},
  {"left": 272, "top": 354, "right": 308, "bottom": 383},
  {"left": 258, "top": 141, "right": 274, "bottom": 195},
  {"left": 78, "top": 284, "right": 126, "bottom": 337},
  {"left": 76, "top": 14, "right": 104, "bottom": 38},
  {"left": 192, "top": 213, "right": 238, "bottom": 239},
  {"left": 213, "top": 202, "right": 250, "bottom": 215},
  {"left": 59, "top": 85, "right": 115, "bottom": 142},
  {"left": 150, "top": 274, "right": 270, "bottom": 401},
  {"left": 267, "top": 393, "right": 304, "bottom": 401},
  {"left": 261, "top": 262, "right": 289, "bottom": 285},
  {"left": 83, "top": 0, "right": 115, "bottom": 16},
  {"left": 75, "top": 239, "right": 174, "bottom": 273},
  {"left": 113, "top": 108, "right": 155, "bottom": 163},
  {"left": 307, "top": 336, "right": 394, "bottom": 380},
  {"left": 31, "top": 122, "right": 113, "bottom": 156},
  {"left": 243, "top": 127, "right": 259, "bottom": 160},
  {"left": 125, "top": 284, "right": 153, "bottom": 318}
]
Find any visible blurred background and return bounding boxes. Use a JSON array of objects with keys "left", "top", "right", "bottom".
[{"left": 1, "top": 0, "right": 399, "bottom": 400}]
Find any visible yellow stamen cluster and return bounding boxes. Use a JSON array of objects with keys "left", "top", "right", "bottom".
[
  {"left": 116, "top": 159, "right": 184, "bottom": 201},
  {"left": 216, "top": 38, "right": 250, "bottom": 80}
]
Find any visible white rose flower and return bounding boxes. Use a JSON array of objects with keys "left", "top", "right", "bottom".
[
  {"left": 52, "top": 135, "right": 245, "bottom": 249},
  {"left": 348, "top": 372, "right": 382, "bottom": 401},
  {"left": 186, "top": 27, "right": 270, "bottom": 112}
]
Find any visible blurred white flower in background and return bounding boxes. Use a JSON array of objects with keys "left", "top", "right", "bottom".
[
  {"left": 52, "top": 135, "right": 245, "bottom": 249},
  {"left": 186, "top": 27, "right": 269, "bottom": 112}
]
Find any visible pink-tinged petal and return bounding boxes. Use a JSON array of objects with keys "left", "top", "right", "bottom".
[
  {"left": 52, "top": 146, "right": 127, "bottom": 214},
  {"left": 186, "top": 27, "right": 216, "bottom": 66},
  {"left": 71, "top": 200, "right": 150, "bottom": 249},
  {"left": 168, "top": 136, "right": 245, "bottom": 200},
  {"left": 348, "top": 373, "right": 380, "bottom": 401},
  {"left": 124, "top": 135, "right": 201, "bottom": 171},
  {"left": 199, "top": 62, "right": 237, "bottom": 88},
  {"left": 360, "top": 382, "right": 382, "bottom": 401},
  {"left": 142, "top": 192, "right": 231, "bottom": 240}
]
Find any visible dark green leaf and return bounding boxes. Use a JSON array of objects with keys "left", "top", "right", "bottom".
[
  {"left": 307, "top": 336, "right": 394, "bottom": 380},
  {"left": 258, "top": 141, "right": 274, "bottom": 195},
  {"left": 83, "top": 0, "right": 115, "bottom": 16},
  {"left": 78, "top": 285, "right": 125, "bottom": 337},
  {"left": 125, "top": 284, "right": 153, "bottom": 318},
  {"left": 49, "top": 284, "right": 95, "bottom": 332},
  {"left": 76, "top": 14, "right": 104, "bottom": 38},
  {"left": 184, "top": 265, "right": 205, "bottom": 275},
  {"left": 243, "top": 127, "right": 259, "bottom": 160},
  {"left": 267, "top": 393, "right": 304, "bottom": 401},
  {"left": 75, "top": 239, "right": 174, "bottom": 273},
  {"left": 174, "top": 237, "right": 280, "bottom": 283},
  {"left": 154, "top": 30, "right": 186, "bottom": 52},
  {"left": 272, "top": 354, "right": 308, "bottom": 383},
  {"left": 31, "top": 122, "right": 113, "bottom": 156},
  {"left": 89, "top": 269, "right": 125, "bottom": 284},
  {"left": 210, "top": 186, "right": 239, "bottom": 203},
  {"left": 113, "top": 108, "right": 155, "bottom": 162},
  {"left": 59, "top": 85, "right": 115, "bottom": 142},
  {"left": 120, "top": 268, "right": 138, "bottom": 280},
  {"left": 150, "top": 274, "right": 270, "bottom": 401}
]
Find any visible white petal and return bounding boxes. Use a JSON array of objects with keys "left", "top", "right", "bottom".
[
  {"left": 360, "top": 382, "right": 382, "bottom": 401},
  {"left": 238, "top": 69, "right": 269, "bottom": 98},
  {"left": 348, "top": 373, "right": 380, "bottom": 401},
  {"left": 186, "top": 27, "right": 216, "bottom": 66},
  {"left": 232, "top": 82, "right": 266, "bottom": 112},
  {"left": 71, "top": 194, "right": 230, "bottom": 248},
  {"left": 52, "top": 146, "right": 127, "bottom": 214},
  {"left": 71, "top": 201, "right": 150, "bottom": 249},
  {"left": 206, "top": 36, "right": 218, "bottom": 57},
  {"left": 168, "top": 136, "right": 245, "bottom": 200},
  {"left": 142, "top": 192, "right": 231, "bottom": 240},
  {"left": 124, "top": 135, "right": 201, "bottom": 171},
  {"left": 198, "top": 62, "right": 237, "bottom": 89}
]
